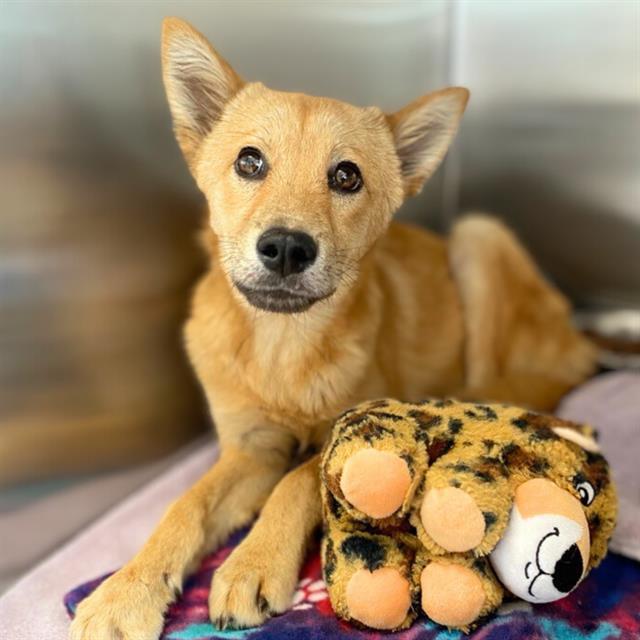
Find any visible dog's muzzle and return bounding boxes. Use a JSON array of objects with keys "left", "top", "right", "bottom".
[
  {"left": 232, "top": 227, "right": 331, "bottom": 313},
  {"left": 235, "top": 281, "right": 325, "bottom": 314}
]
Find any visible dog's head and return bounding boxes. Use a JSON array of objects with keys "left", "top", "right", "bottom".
[{"left": 162, "top": 18, "right": 468, "bottom": 313}]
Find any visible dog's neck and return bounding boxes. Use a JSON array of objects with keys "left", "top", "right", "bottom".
[{"left": 197, "top": 228, "right": 380, "bottom": 426}]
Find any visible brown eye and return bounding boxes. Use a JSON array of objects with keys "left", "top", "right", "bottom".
[
  {"left": 235, "top": 147, "right": 266, "bottom": 179},
  {"left": 329, "top": 161, "right": 363, "bottom": 193}
]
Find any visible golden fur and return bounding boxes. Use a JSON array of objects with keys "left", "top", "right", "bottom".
[{"left": 70, "top": 18, "right": 595, "bottom": 639}]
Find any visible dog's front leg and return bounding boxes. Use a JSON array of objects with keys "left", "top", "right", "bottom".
[
  {"left": 69, "top": 443, "right": 290, "bottom": 640},
  {"left": 209, "top": 453, "right": 322, "bottom": 629}
]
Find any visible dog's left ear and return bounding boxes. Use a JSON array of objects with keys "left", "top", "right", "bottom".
[
  {"left": 162, "top": 17, "right": 244, "bottom": 168},
  {"left": 386, "top": 88, "right": 469, "bottom": 197}
]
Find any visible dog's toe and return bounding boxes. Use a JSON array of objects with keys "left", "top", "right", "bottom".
[
  {"left": 69, "top": 569, "right": 165, "bottom": 640},
  {"left": 209, "top": 539, "right": 299, "bottom": 628}
]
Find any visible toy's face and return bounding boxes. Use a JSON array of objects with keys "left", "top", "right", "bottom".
[
  {"left": 490, "top": 423, "right": 615, "bottom": 604},
  {"left": 490, "top": 478, "right": 592, "bottom": 602}
]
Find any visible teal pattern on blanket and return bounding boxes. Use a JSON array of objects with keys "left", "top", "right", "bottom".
[
  {"left": 166, "top": 623, "right": 256, "bottom": 639},
  {"left": 65, "top": 528, "right": 640, "bottom": 640}
]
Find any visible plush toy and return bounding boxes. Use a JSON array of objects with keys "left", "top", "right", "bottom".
[{"left": 320, "top": 398, "right": 617, "bottom": 632}]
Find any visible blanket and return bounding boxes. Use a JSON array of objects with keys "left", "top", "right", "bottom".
[{"left": 65, "top": 527, "right": 640, "bottom": 640}]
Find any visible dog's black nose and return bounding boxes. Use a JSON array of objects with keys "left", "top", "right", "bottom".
[
  {"left": 552, "top": 543, "right": 583, "bottom": 593},
  {"left": 256, "top": 228, "right": 318, "bottom": 277}
]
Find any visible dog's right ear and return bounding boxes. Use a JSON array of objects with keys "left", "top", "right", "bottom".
[
  {"left": 386, "top": 88, "right": 469, "bottom": 197},
  {"left": 162, "top": 17, "right": 244, "bottom": 168}
]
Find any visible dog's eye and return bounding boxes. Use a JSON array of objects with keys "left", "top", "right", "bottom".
[
  {"left": 575, "top": 480, "right": 595, "bottom": 506},
  {"left": 329, "top": 161, "right": 363, "bottom": 193},
  {"left": 235, "top": 147, "right": 266, "bottom": 179}
]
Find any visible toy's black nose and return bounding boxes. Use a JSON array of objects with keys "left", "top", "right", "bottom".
[
  {"left": 552, "top": 543, "right": 583, "bottom": 593},
  {"left": 257, "top": 228, "right": 318, "bottom": 277}
]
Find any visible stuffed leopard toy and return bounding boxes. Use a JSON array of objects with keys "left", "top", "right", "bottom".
[{"left": 320, "top": 398, "right": 617, "bottom": 632}]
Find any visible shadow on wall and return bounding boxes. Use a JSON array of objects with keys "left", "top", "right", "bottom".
[
  {"left": 0, "top": 92, "right": 208, "bottom": 486},
  {"left": 461, "top": 173, "right": 640, "bottom": 308},
  {"left": 457, "top": 103, "right": 640, "bottom": 309}
]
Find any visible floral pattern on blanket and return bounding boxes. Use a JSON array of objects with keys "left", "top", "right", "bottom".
[{"left": 65, "top": 528, "right": 640, "bottom": 640}]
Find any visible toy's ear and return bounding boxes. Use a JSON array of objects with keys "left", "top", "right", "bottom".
[
  {"left": 551, "top": 425, "right": 600, "bottom": 453},
  {"left": 386, "top": 87, "right": 469, "bottom": 197},
  {"left": 162, "top": 17, "right": 244, "bottom": 168}
]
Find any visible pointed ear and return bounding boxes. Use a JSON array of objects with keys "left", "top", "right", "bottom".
[
  {"left": 161, "top": 17, "right": 244, "bottom": 167},
  {"left": 386, "top": 87, "right": 469, "bottom": 197}
]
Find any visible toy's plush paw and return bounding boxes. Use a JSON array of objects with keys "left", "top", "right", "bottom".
[
  {"left": 419, "top": 562, "right": 486, "bottom": 628},
  {"left": 320, "top": 399, "right": 430, "bottom": 525},
  {"left": 413, "top": 458, "right": 513, "bottom": 556},
  {"left": 415, "top": 552, "right": 505, "bottom": 631},
  {"left": 420, "top": 486, "right": 486, "bottom": 552},
  {"left": 321, "top": 528, "right": 416, "bottom": 631},
  {"left": 340, "top": 449, "right": 412, "bottom": 519},
  {"left": 345, "top": 567, "right": 412, "bottom": 630}
]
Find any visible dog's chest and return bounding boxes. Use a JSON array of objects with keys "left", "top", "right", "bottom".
[{"left": 241, "top": 317, "right": 370, "bottom": 425}]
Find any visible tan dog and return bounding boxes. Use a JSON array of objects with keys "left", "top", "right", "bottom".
[{"left": 70, "top": 18, "right": 595, "bottom": 640}]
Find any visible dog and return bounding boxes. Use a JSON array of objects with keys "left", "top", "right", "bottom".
[{"left": 70, "top": 17, "right": 595, "bottom": 639}]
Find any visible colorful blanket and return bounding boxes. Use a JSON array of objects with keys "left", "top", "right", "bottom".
[{"left": 65, "top": 528, "right": 640, "bottom": 640}]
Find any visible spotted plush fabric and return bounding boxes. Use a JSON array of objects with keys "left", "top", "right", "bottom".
[
  {"left": 320, "top": 399, "right": 618, "bottom": 631},
  {"left": 64, "top": 528, "right": 640, "bottom": 639}
]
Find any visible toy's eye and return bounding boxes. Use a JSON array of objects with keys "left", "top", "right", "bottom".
[
  {"left": 329, "top": 161, "right": 363, "bottom": 193},
  {"left": 575, "top": 481, "right": 595, "bottom": 506},
  {"left": 235, "top": 147, "right": 267, "bottom": 179}
]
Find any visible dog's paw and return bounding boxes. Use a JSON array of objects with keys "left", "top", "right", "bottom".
[
  {"left": 69, "top": 567, "right": 165, "bottom": 640},
  {"left": 209, "top": 537, "right": 299, "bottom": 629}
]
